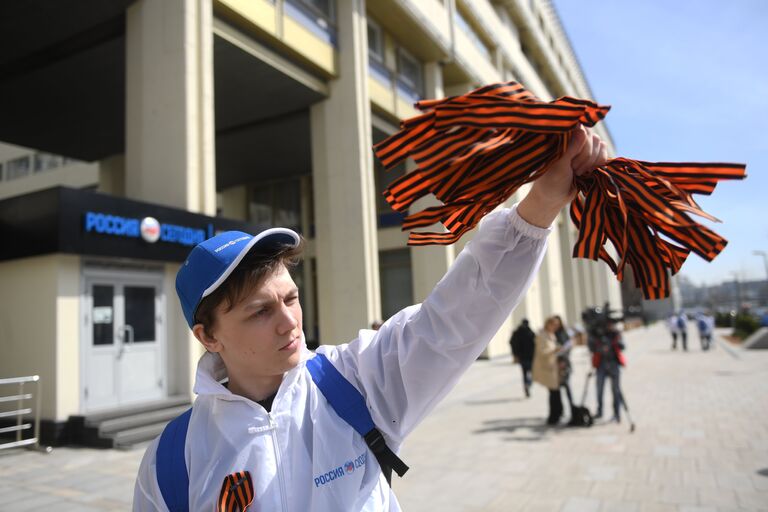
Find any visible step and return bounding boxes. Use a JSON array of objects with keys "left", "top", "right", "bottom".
[
  {"left": 78, "top": 395, "right": 190, "bottom": 426},
  {"left": 98, "top": 404, "right": 190, "bottom": 435},
  {"left": 109, "top": 421, "right": 169, "bottom": 449}
]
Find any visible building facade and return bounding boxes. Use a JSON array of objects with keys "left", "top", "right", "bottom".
[{"left": 0, "top": 0, "right": 622, "bottom": 443}]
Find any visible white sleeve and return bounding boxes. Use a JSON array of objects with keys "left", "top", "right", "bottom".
[
  {"left": 319, "top": 205, "right": 550, "bottom": 443},
  {"left": 133, "top": 437, "right": 169, "bottom": 512}
]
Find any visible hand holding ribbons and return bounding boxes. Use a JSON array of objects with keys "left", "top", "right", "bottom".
[{"left": 372, "top": 81, "right": 746, "bottom": 299}]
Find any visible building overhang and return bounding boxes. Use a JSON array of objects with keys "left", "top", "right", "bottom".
[
  {"left": 0, "top": 2, "right": 326, "bottom": 170},
  {"left": 0, "top": 0, "right": 134, "bottom": 161}
]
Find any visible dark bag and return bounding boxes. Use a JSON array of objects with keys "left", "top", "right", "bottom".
[
  {"left": 568, "top": 371, "right": 594, "bottom": 427},
  {"left": 568, "top": 405, "right": 593, "bottom": 427}
]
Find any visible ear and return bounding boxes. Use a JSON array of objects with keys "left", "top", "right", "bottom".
[{"left": 192, "top": 323, "right": 223, "bottom": 353}]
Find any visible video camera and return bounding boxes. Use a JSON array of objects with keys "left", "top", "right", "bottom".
[{"left": 581, "top": 302, "right": 623, "bottom": 339}]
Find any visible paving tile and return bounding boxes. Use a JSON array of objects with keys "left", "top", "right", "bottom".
[
  {"left": 561, "top": 496, "right": 601, "bottom": 512},
  {"left": 600, "top": 500, "right": 640, "bottom": 512}
]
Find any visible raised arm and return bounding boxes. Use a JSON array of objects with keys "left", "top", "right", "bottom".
[
  {"left": 323, "top": 205, "right": 550, "bottom": 442},
  {"left": 321, "top": 126, "right": 608, "bottom": 443}
]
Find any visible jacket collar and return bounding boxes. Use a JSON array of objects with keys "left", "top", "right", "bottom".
[{"left": 192, "top": 332, "right": 313, "bottom": 401}]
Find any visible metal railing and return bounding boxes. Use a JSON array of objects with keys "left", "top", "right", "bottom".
[{"left": 0, "top": 375, "right": 49, "bottom": 452}]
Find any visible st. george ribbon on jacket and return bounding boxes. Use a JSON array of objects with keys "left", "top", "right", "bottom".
[{"left": 372, "top": 81, "right": 746, "bottom": 300}]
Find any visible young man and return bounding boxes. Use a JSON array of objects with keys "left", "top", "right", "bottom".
[{"left": 133, "top": 126, "right": 608, "bottom": 511}]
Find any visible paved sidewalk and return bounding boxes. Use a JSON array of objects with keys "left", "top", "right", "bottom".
[{"left": 1, "top": 322, "right": 766, "bottom": 511}]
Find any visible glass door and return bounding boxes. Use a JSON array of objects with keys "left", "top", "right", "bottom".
[{"left": 83, "top": 272, "right": 165, "bottom": 411}]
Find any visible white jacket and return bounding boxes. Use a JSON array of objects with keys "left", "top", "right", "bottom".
[{"left": 133, "top": 206, "right": 550, "bottom": 511}]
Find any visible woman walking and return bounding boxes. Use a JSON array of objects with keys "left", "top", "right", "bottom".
[{"left": 533, "top": 317, "right": 562, "bottom": 425}]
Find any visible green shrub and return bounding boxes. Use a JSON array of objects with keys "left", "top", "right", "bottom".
[
  {"left": 715, "top": 312, "right": 732, "bottom": 328},
  {"left": 733, "top": 313, "right": 760, "bottom": 340}
]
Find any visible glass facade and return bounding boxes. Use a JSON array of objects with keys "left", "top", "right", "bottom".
[
  {"left": 248, "top": 178, "right": 303, "bottom": 233},
  {"left": 379, "top": 249, "right": 413, "bottom": 321}
]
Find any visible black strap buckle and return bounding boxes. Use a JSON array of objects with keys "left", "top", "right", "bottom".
[{"left": 363, "top": 428, "right": 409, "bottom": 485}]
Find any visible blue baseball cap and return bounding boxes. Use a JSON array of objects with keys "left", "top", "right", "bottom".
[{"left": 175, "top": 228, "right": 300, "bottom": 328}]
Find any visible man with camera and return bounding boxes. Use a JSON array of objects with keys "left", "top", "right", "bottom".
[{"left": 587, "top": 316, "right": 626, "bottom": 423}]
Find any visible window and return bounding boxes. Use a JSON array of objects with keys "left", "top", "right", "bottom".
[
  {"left": 286, "top": 0, "right": 337, "bottom": 45},
  {"left": 34, "top": 152, "right": 62, "bottom": 173},
  {"left": 372, "top": 127, "right": 406, "bottom": 228},
  {"left": 92, "top": 285, "right": 114, "bottom": 346},
  {"left": 379, "top": 249, "right": 413, "bottom": 321},
  {"left": 396, "top": 48, "right": 424, "bottom": 98},
  {"left": 367, "top": 19, "right": 393, "bottom": 87},
  {"left": 5, "top": 156, "right": 31, "bottom": 180},
  {"left": 454, "top": 9, "right": 492, "bottom": 61},
  {"left": 248, "top": 178, "right": 304, "bottom": 233},
  {"left": 302, "top": 0, "right": 333, "bottom": 20},
  {"left": 124, "top": 286, "right": 156, "bottom": 343},
  {"left": 367, "top": 19, "right": 384, "bottom": 63},
  {"left": 62, "top": 156, "right": 82, "bottom": 167}
]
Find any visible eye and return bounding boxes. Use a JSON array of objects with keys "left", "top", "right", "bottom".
[
  {"left": 250, "top": 307, "right": 270, "bottom": 319},
  {"left": 285, "top": 294, "right": 299, "bottom": 305}
]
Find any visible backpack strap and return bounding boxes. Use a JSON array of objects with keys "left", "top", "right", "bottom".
[
  {"left": 156, "top": 407, "right": 192, "bottom": 512},
  {"left": 306, "top": 353, "right": 409, "bottom": 485}
]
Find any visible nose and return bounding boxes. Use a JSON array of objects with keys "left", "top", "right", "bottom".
[{"left": 277, "top": 303, "right": 299, "bottom": 335}]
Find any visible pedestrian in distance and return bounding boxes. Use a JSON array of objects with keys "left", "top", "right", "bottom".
[
  {"left": 132, "top": 126, "right": 611, "bottom": 510},
  {"left": 676, "top": 311, "right": 689, "bottom": 351},
  {"left": 509, "top": 319, "right": 536, "bottom": 397},
  {"left": 588, "top": 318, "right": 626, "bottom": 422},
  {"left": 533, "top": 316, "right": 564, "bottom": 425},
  {"left": 696, "top": 311, "right": 714, "bottom": 350},
  {"left": 667, "top": 312, "right": 679, "bottom": 349}
]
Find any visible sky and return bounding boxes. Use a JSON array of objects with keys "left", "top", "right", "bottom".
[{"left": 551, "top": 0, "right": 768, "bottom": 286}]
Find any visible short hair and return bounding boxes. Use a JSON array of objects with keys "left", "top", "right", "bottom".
[{"left": 195, "top": 239, "right": 305, "bottom": 336}]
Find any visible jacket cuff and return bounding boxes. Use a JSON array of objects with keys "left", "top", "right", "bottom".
[{"left": 508, "top": 203, "right": 553, "bottom": 240}]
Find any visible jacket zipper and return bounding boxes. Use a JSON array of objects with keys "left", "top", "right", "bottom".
[{"left": 269, "top": 413, "right": 289, "bottom": 512}]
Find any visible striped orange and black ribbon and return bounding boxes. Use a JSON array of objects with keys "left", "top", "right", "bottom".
[
  {"left": 373, "top": 81, "right": 746, "bottom": 299},
  {"left": 217, "top": 471, "right": 254, "bottom": 512},
  {"left": 570, "top": 159, "right": 745, "bottom": 299}
]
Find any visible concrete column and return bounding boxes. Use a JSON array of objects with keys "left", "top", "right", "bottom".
[
  {"left": 97, "top": 155, "right": 125, "bottom": 196},
  {"left": 607, "top": 274, "right": 624, "bottom": 313},
  {"left": 310, "top": 0, "right": 380, "bottom": 345},
  {"left": 588, "top": 260, "right": 601, "bottom": 308},
  {"left": 125, "top": 0, "right": 216, "bottom": 214},
  {"left": 596, "top": 262, "right": 609, "bottom": 307},
  {"left": 410, "top": 62, "right": 456, "bottom": 303},
  {"left": 218, "top": 186, "right": 248, "bottom": 220},
  {"left": 575, "top": 258, "right": 590, "bottom": 311},
  {"left": 125, "top": 0, "right": 216, "bottom": 397},
  {"left": 596, "top": 262, "right": 622, "bottom": 312},
  {"left": 539, "top": 219, "right": 568, "bottom": 321},
  {"left": 558, "top": 212, "right": 581, "bottom": 325}
]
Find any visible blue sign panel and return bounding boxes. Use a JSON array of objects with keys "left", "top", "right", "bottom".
[{"left": 84, "top": 211, "right": 212, "bottom": 247}]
